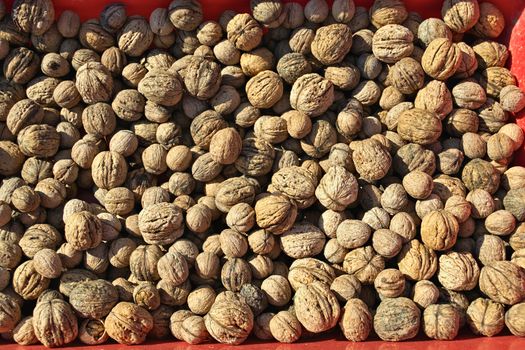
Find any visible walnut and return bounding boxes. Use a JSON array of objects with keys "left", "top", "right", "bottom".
[
  {"left": 398, "top": 239, "right": 438, "bottom": 281},
  {"left": 11, "top": 0, "right": 55, "bottom": 35},
  {"left": 338, "top": 298, "right": 372, "bottom": 342},
  {"left": 452, "top": 80, "right": 487, "bottom": 109},
  {"left": 315, "top": 166, "right": 358, "bottom": 211},
  {"left": 441, "top": 0, "right": 480, "bottom": 33},
  {"left": 421, "top": 38, "right": 461, "bottom": 81},
  {"left": 235, "top": 137, "right": 275, "bottom": 177},
  {"left": 290, "top": 73, "right": 334, "bottom": 117},
  {"left": 254, "top": 193, "right": 297, "bottom": 234},
  {"left": 421, "top": 209, "right": 459, "bottom": 251},
  {"left": 259, "top": 274, "right": 291, "bottom": 307},
  {"left": 369, "top": 0, "right": 407, "bottom": 28},
  {"left": 33, "top": 248, "right": 62, "bottom": 279},
  {"left": 504, "top": 188, "right": 525, "bottom": 221},
  {"left": 105, "top": 302, "right": 153, "bottom": 345},
  {"left": 479, "top": 261, "right": 525, "bottom": 305},
  {"left": 64, "top": 211, "right": 102, "bottom": 251},
  {"left": 280, "top": 222, "right": 325, "bottom": 259},
  {"left": 374, "top": 268, "right": 405, "bottom": 298},
  {"left": 226, "top": 13, "right": 262, "bottom": 51},
  {"left": 336, "top": 219, "right": 372, "bottom": 249},
  {"left": 352, "top": 139, "right": 391, "bottom": 181},
  {"left": 343, "top": 246, "right": 384, "bottom": 284},
  {"left": 288, "top": 258, "right": 336, "bottom": 291},
  {"left": 293, "top": 281, "right": 340, "bottom": 333},
  {"left": 268, "top": 310, "right": 301, "bottom": 343},
  {"left": 33, "top": 299, "right": 78, "bottom": 347},
  {"left": 254, "top": 116, "right": 288, "bottom": 144},
  {"left": 412, "top": 280, "right": 439, "bottom": 308},
  {"left": 437, "top": 251, "right": 480, "bottom": 292},
  {"left": 168, "top": 0, "right": 202, "bottom": 31},
  {"left": 403, "top": 170, "right": 433, "bottom": 199},
  {"left": 372, "top": 229, "right": 403, "bottom": 258},
  {"left": 480, "top": 67, "right": 516, "bottom": 98},
  {"left": 462, "top": 158, "right": 500, "bottom": 194},
  {"left": 204, "top": 291, "right": 254, "bottom": 344},
  {"left": 390, "top": 57, "right": 424, "bottom": 95},
  {"left": 473, "top": 41, "right": 509, "bottom": 70},
  {"left": 13, "top": 260, "right": 50, "bottom": 300},
  {"left": 417, "top": 18, "right": 451, "bottom": 47},
  {"left": 397, "top": 108, "right": 442, "bottom": 145},
  {"left": 138, "top": 202, "right": 183, "bottom": 245},
  {"left": 372, "top": 24, "right": 414, "bottom": 63},
  {"left": 214, "top": 176, "right": 257, "bottom": 213},
  {"left": 138, "top": 70, "right": 183, "bottom": 107},
  {"left": 505, "top": 302, "right": 525, "bottom": 337},
  {"left": 310, "top": 24, "right": 352, "bottom": 66},
  {"left": 466, "top": 298, "right": 505, "bottom": 336},
  {"left": 0, "top": 291, "right": 21, "bottom": 333},
  {"left": 75, "top": 62, "right": 113, "bottom": 104},
  {"left": 187, "top": 285, "right": 216, "bottom": 315},
  {"left": 12, "top": 316, "right": 37, "bottom": 345},
  {"left": 69, "top": 279, "right": 118, "bottom": 319},
  {"left": 422, "top": 304, "right": 460, "bottom": 340},
  {"left": 117, "top": 16, "right": 153, "bottom": 57},
  {"left": 78, "top": 319, "right": 108, "bottom": 345},
  {"left": 374, "top": 297, "right": 420, "bottom": 341}
]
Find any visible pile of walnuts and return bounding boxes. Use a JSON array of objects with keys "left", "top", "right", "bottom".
[{"left": 1, "top": 0, "right": 525, "bottom": 346}]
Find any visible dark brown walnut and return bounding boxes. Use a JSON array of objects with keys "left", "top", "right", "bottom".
[
  {"left": 78, "top": 20, "right": 114, "bottom": 52},
  {"left": 235, "top": 137, "right": 275, "bottom": 177},
  {"left": 13, "top": 260, "right": 50, "bottom": 300},
  {"left": 204, "top": 291, "right": 254, "bottom": 344},
  {"left": 461, "top": 158, "right": 500, "bottom": 194},
  {"left": 0, "top": 80, "right": 25, "bottom": 122},
  {"left": 390, "top": 57, "right": 424, "bottom": 95},
  {"left": 3, "top": 47, "right": 40, "bottom": 84},
  {"left": 118, "top": 16, "right": 153, "bottom": 57},
  {"left": 75, "top": 62, "right": 113, "bottom": 104},
  {"left": 479, "top": 261, "right": 525, "bottom": 305},
  {"left": 138, "top": 70, "right": 183, "bottom": 107},
  {"left": 0, "top": 141, "right": 25, "bottom": 176},
  {"left": 280, "top": 222, "right": 326, "bottom": 259},
  {"left": 138, "top": 202, "right": 183, "bottom": 245},
  {"left": 56, "top": 10, "right": 80, "bottom": 38},
  {"left": 374, "top": 297, "right": 420, "bottom": 341},
  {"left": 227, "top": 13, "right": 262, "bottom": 51},
  {"left": 277, "top": 53, "right": 312, "bottom": 85},
  {"left": 422, "top": 38, "right": 461, "bottom": 81},
  {"left": 255, "top": 193, "right": 297, "bottom": 234},
  {"left": 69, "top": 279, "right": 118, "bottom": 319},
  {"left": 442, "top": 0, "right": 480, "bottom": 33},
  {"left": 311, "top": 24, "right": 352, "bottom": 65},
  {"left": 353, "top": 138, "right": 392, "bottom": 181},
  {"left": 190, "top": 110, "right": 227, "bottom": 149},
  {"left": 398, "top": 239, "right": 438, "bottom": 281},
  {"left": 372, "top": 24, "right": 414, "bottom": 63},
  {"left": 33, "top": 299, "right": 78, "bottom": 347},
  {"left": 422, "top": 304, "right": 460, "bottom": 340},
  {"left": 78, "top": 319, "right": 108, "bottom": 345},
  {"left": 293, "top": 281, "right": 340, "bottom": 333},
  {"left": 168, "top": 0, "right": 202, "bottom": 31},
  {"left": 91, "top": 151, "right": 127, "bottom": 190},
  {"left": 64, "top": 211, "right": 102, "bottom": 251},
  {"left": 30, "top": 23, "right": 62, "bottom": 53},
  {"left": 343, "top": 246, "right": 385, "bottom": 284},
  {"left": 438, "top": 251, "right": 480, "bottom": 291},
  {"left": 397, "top": 108, "right": 442, "bottom": 145},
  {"left": 105, "top": 302, "right": 153, "bottom": 345},
  {"left": 221, "top": 258, "right": 252, "bottom": 292},
  {"left": 290, "top": 73, "right": 334, "bottom": 117},
  {"left": 466, "top": 298, "right": 505, "bottom": 337},
  {"left": 471, "top": 2, "right": 505, "bottom": 38},
  {"left": 315, "top": 166, "right": 358, "bottom": 211}
]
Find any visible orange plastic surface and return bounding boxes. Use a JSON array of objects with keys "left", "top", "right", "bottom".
[{"left": 2, "top": 0, "right": 525, "bottom": 349}]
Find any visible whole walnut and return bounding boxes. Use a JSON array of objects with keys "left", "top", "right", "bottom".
[
  {"left": 300, "top": 120, "right": 337, "bottom": 159},
  {"left": 227, "top": 13, "right": 262, "bottom": 51},
  {"left": 204, "top": 291, "right": 254, "bottom": 344},
  {"left": 168, "top": 0, "right": 203, "bottom": 31},
  {"left": 235, "top": 137, "right": 275, "bottom": 177},
  {"left": 441, "top": 0, "right": 480, "bottom": 33},
  {"left": 339, "top": 298, "right": 372, "bottom": 342},
  {"left": 118, "top": 16, "right": 153, "bottom": 57},
  {"left": 245, "top": 70, "right": 283, "bottom": 109},
  {"left": 374, "top": 297, "right": 420, "bottom": 341},
  {"left": 504, "top": 188, "right": 525, "bottom": 221},
  {"left": 255, "top": 193, "right": 297, "bottom": 234},
  {"left": 290, "top": 73, "right": 334, "bottom": 117},
  {"left": 69, "top": 279, "right": 118, "bottom": 319},
  {"left": 480, "top": 67, "right": 516, "bottom": 98},
  {"left": 343, "top": 246, "right": 385, "bottom": 284},
  {"left": 466, "top": 298, "right": 505, "bottom": 337},
  {"left": 397, "top": 108, "right": 442, "bottom": 145},
  {"left": 398, "top": 239, "right": 438, "bottom": 281},
  {"left": 422, "top": 38, "right": 461, "bottom": 80},
  {"left": 13, "top": 260, "right": 50, "bottom": 300},
  {"left": 0, "top": 292, "right": 21, "bottom": 333},
  {"left": 138, "top": 202, "right": 183, "bottom": 245},
  {"left": 75, "top": 62, "right": 113, "bottom": 104},
  {"left": 138, "top": 70, "right": 183, "bottom": 107},
  {"left": 105, "top": 302, "right": 153, "bottom": 345},
  {"left": 422, "top": 304, "right": 460, "bottom": 340},
  {"left": 280, "top": 222, "right": 325, "bottom": 259},
  {"left": 421, "top": 210, "right": 459, "bottom": 251},
  {"left": 505, "top": 303, "right": 525, "bottom": 337},
  {"left": 294, "top": 281, "right": 340, "bottom": 333},
  {"left": 472, "top": 2, "right": 505, "bottom": 38},
  {"left": 311, "top": 24, "right": 352, "bottom": 65},
  {"left": 479, "top": 261, "right": 525, "bottom": 305},
  {"left": 12, "top": 0, "right": 55, "bottom": 35},
  {"left": 78, "top": 20, "right": 115, "bottom": 52},
  {"left": 462, "top": 158, "right": 500, "bottom": 194},
  {"left": 91, "top": 151, "right": 128, "bottom": 190},
  {"left": 269, "top": 310, "right": 301, "bottom": 343},
  {"left": 214, "top": 176, "right": 257, "bottom": 213},
  {"left": 372, "top": 24, "right": 414, "bottom": 63},
  {"left": 412, "top": 280, "right": 440, "bottom": 308},
  {"left": 353, "top": 139, "right": 392, "bottom": 181},
  {"left": 315, "top": 166, "right": 358, "bottom": 211},
  {"left": 33, "top": 299, "right": 78, "bottom": 347},
  {"left": 438, "top": 251, "right": 480, "bottom": 291},
  {"left": 64, "top": 211, "right": 102, "bottom": 251},
  {"left": 184, "top": 56, "right": 221, "bottom": 101}
]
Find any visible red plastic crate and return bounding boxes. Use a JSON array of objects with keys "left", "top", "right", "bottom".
[{"left": 2, "top": 0, "right": 525, "bottom": 349}]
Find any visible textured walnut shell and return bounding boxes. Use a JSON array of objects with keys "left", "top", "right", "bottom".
[
  {"left": 505, "top": 303, "right": 525, "bottom": 337},
  {"left": 168, "top": 0, "right": 203, "bottom": 31},
  {"left": 294, "top": 281, "right": 340, "bottom": 333},
  {"left": 479, "top": 261, "right": 525, "bottom": 305},
  {"left": 184, "top": 56, "right": 221, "bottom": 101},
  {"left": 12, "top": 316, "right": 38, "bottom": 345},
  {"left": 12, "top": 0, "right": 55, "bottom": 35},
  {"left": 480, "top": 67, "right": 516, "bottom": 98},
  {"left": 455, "top": 42, "right": 478, "bottom": 78},
  {"left": 255, "top": 193, "right": 297, "bottom": 234},
  {"left": 69, "top": 279, "right": 118, "bottom": 319},
  {"left": 79, "top": 20, "right": 115, "bottom": 52},
  {"left": 13, "top": 260, "right": 50, "bottom": 300},
  {"left": 398, "top": 239, "right": 438, "bottom": 281},
  {"left": 91, "top": 151, "right": 128, "bottom": 190},
  {"left": 391, "top": 57, "right": 424, "bottom": 95},
  {"left": 300, "top": 119, "right": 337, "bottom": 159},
  {"left": 118, "top": 16, "right": 153, "bottom": 57},
  {"left": 33, "top": 299, "right": 78, "bottom": 347},
  {"left": 397, "top": 108, "right": 442, "bottom": 145},
  {"left": 0, "top": 292, "right": 21, "bottom": 333},
  {"left": 227, "top": 13, "right": 262, "bottom": 51},
  {"left": 269, "top": 310, "right": 301, "bottom": 343},
  {"left": 422, "top": 304, "right": 460, "bottom": 340},
  {"left": 75, "top": 62, "right": 113, "bottom": 104},
  {"left": 338, "top": 298, "right": 371, "bottom": 342},
  {"left": 438, "top": 251, "right": 480, "bottom": 291},
  {"left": 138, "top": 202, "right": 183, "bottom": 245},
  {"left": 466, "top": 298, "right": 505, "bottom": 337},
  {"left": 343, "top": 246, "right": 385, "bottom": 284},
  {"left": 315, "top": 166, "right": 358, "bottom": 211},
  {"left": 353, "top": 139, "right": 392, "bottom": 181},
  {"left": 290, "top": 73, "right": 334, "bottom": 117},
  {"left": 78, "top": 319, "right": 108, "bottom": 345},
  {"left": 17, "top": 124, "right": 59, "bottom": 158},
  {"left": 246, "top": 70, "right": 283, "bottom": 109},
  {"left": 190, "top": 110, "right": 227, "bottom": 149},
  {"left": 105, "top": 302, "right": 153, "bottom": 345},
  {"left": 214, "top": 176, "right": 257, "bottom": 213},
  {"left": 64, "top": 211, "right": 102, "bottom": 251},
  {"left": 204, "top": 292, "right": 254, "bottom": 344},
  {"left": 441, "top": 0, "right": 480, "bottom": 33},
  {"left": 271, "top": 166, "right": 317, "bottom": 208},
  {"left": 473, "top": 41, "right": 509, "bottom": 69},
  {"left": 288, "top": 258, "right": 336, "bottom": 290},
  {"left": 421, "top": 209, "right": 459, "bottom": 251},
  {"left": 0, "top": 141, "right": 25, "bottom": 176},
  {"left": 372, "top": 24, "right": 414, "bottom": 63},
  {"left": 461, "top": 158, "right": 500, "bottom": 194},
  {"left": 280, "top": 222, "right": 326, "bottom": 259},
  {"left": 138, "top": 70, "right": 182, "bottom": 107},
  {"left": 19, "top": 223, "right": 61, "bottom": 258},
  {"left": 235, "top": 137, "right": 275, "bottom": 177},
  {"left": 373, "top": 297, "right": 420, "bottom": 341},
  {"left": 422, "top": 38, "right": 461, "bottom": 80},
  {"left": 311, "top": 23, "right": 352, "bottom": 65}
]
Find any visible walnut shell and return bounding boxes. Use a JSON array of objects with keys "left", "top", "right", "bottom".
[
  {"left": 422, "top": 304, "right": 460, "bottom": 340},
  {"left": 33, "top": 299, "right": 78, "bottom": 347},
  {"left": 479, "top": 261, "right": 525, "bottom": 305},
  {"left": 311, "top": 23, "right": 352, "bottom": 65},
  {"left": 421, "top": 209, "right": 459, "bottom": 251},
  {"left": 235, "top": 137, "right": 275, "bottom": 177},
  {"left": 441, "top": 0, "right": 480, "bottom": 33},
  {"left": 246, "top": 70, "right": 283, "bottom": 109},
  {"left": 398, "top": 239, "right": 438, "bottom": 281},
  {"left": 505, "top": 302, "right": 525, "bottom": 337},
  {"left": 462, "top": 158, "right": 500, "bottom": 194},
  {"left": 294, "top": 281, "right": 340, "bottom": 333},
  {"left": 75, "top": 62, "right": 113, "bottom": 104},
  {"left": 118, "top": 16, "right": 153, "bottom": 57},
  {"left": 290, "top": 73, "right": 334, "bottom": 117},
  {"left": 339, "top": 298, "right": 372, "bottom": 342},
  {"left": 466, "top": 297, "right": 505, "bottom": 336},
  {"left": 422, "top": 38, "right": 461, "bottom": 80},
  {"left": 64, "top": 211, "right": 102, "bottom": 251},
  {"left": 353, "top": 139, "right": 392, "bottom": 181},
  {"left": 138, "top": 202, "right": 183, "bottom": 246},
  {"left": 343, "top": 246, "right": 385, "bottom": 284},
  {"left": 438, "top": 251, "right": 480, "bottom": 291},
  {"left": 69, "top": 279, "right": 118, "bottom": 319},
  {"left": 397, "top": 108, "right": 442, "bottom": 145},
  {"left": 168, "top": 0, "right": 203, "bottom": 31},
  {"left": 91, "top": 151, "right": 128, "bottom": 190},
  {"left": 280, "top": 222, "right": 326, "bottom": 259},
  {"left": 372, "top": 24, "right": 414, "bottom": 63},
  {"left": 12, "top": 0, "right": 55, "bottom": 36},
  {"left": 255, "top": 193, "right": 297, "bottom": 234},
  {"left": 227, "top": 13, "right": 262, "bottom": 51},
  {"left": 373, "top": 297, "right": 420, "bottom": 341},
  {"left": 105, "top": 302, "right": 153, "bottom": 345}
]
